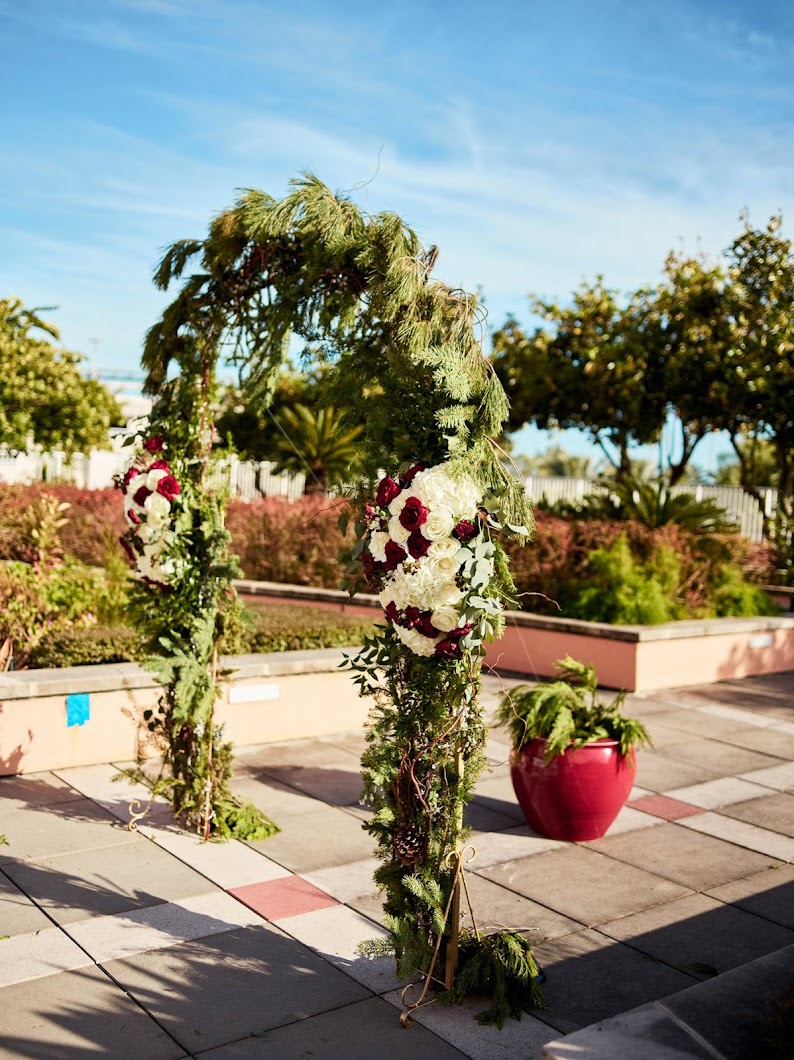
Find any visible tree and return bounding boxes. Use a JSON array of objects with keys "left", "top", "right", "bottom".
[
  {"left": 724, "top": 214, "right": 794, "bottom": 519},
  {"left": 493, "top": 280, "right": 666, "bottom": 484},
  {"left": 715, "top": 437, "right": 779, "bottom": 488},
  {"left": 0, "top": 298, "right": 122, "bottom": 454}
]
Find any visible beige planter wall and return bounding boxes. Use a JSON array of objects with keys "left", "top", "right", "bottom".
[{"left": 0, "top": 651, "right": 368, "bottom": 777}]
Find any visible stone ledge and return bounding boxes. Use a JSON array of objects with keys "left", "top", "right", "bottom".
[{"left": 0, "top": 648, "right": 360, "bottom": 702}]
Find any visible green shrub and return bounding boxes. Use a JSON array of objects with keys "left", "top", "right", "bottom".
[
  {"left": 567, "top": 536, "right": 686, "bottom": 625},
  {"left": 245, "top": 601, "right": 375, "bottom": 653}
]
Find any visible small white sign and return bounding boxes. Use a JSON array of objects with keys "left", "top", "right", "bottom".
[
  {"left": 229, "top": 683, "right": 280, "bottom": 704},
  {"left": 749, "top": 633, "right": 773, "bottom": 649}
]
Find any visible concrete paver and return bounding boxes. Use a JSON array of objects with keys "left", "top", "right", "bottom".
[
  {"left": 1, "top": 670, "right": 793, "bottom": 1058},
  {"left": 590, "top": 820, "right": 774, "bottom": 890}
]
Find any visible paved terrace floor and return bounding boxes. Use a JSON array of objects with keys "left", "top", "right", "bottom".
[{"left": 1, "top": 673, "right": 793, "bottom": 1058}]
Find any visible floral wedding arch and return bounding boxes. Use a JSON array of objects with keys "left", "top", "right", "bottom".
[{"left": 125, "top": 174, "right": 542, "bottom": 1025}]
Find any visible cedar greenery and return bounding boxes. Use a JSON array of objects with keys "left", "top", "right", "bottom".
[
  {"left": 143, "top": 173, "right": 538, "bottom": 1021},
  {"left": 497, "top": 655, "right": 653, "bottom": 762}
]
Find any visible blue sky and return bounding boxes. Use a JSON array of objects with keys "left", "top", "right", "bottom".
[{"left": 2, "top": 0, "right": 792, "bottom": 467}]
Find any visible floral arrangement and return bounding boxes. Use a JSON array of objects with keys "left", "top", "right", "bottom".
[
  {"left": 358, "top": 462, "right": 505, "bottom": 658},
  {"left": 116, "top": 435, "right": 183, "bottom": 588}
]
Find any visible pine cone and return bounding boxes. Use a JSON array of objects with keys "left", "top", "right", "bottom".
[{"left": 393, "top": 822, "right": 427, "bottom": 867}]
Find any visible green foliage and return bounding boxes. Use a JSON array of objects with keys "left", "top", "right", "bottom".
[
  {"left": 0, "top": 298, "right": 122, "bottom": 455},
  {"left": 497, "top": 655, "right": 652, "bottom": 761},
  {"left": 437, "top": 930, "right": 545, "bottom": 1027}
]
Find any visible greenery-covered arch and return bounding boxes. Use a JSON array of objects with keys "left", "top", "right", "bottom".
[{"left": 136, "top": 174, "right": 541, "bottom": 1025}]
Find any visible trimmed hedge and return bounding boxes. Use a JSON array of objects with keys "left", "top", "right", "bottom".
[{"left": 27, "top": 603, "right": 375, "bottom": 669}]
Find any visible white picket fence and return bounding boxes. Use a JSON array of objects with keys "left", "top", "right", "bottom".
[
  {"left": 0, "top": 452, "right": 778, "bottom": 540},
  {"left": 0, "top": 451, "right": 306, "bottom": 502},
  {"left": 524, "top": 476, "right": 779, "bottom": 543}
]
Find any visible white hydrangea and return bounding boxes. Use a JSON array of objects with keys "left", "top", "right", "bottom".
[
  {"left": 393, "top": 624, "right": 439, "bottom": 656},
  {"left": 386, "top": 562, "right": 449, "bottom": 612},
  {"left": 412, "top": 465, "right": 481, "bottom": 522}
]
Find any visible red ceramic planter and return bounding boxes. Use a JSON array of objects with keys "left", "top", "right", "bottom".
[{"left": 510, "top": 737, "right": 636, "bottom": 842}]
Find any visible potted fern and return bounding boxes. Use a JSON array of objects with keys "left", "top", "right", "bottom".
[{"left": 496, "top": 656, "right": 652, "bottom": 841}]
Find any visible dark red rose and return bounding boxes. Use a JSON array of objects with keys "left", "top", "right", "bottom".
[
  {"left": 148, "top": 458, "right": 170, "bottom": 472},
  {"left": 384, "top": 540, "right": 407, "bottom": 571},
  {"left": 399, "top": 464, "right": 424, "bottom": 487},
  {"left": 127, "top": 508, "right": 141, "bottom": 526},
  {"left": 384, "top": 601, "right": 399, "bottom": 623},
  {"left": 361, "top": 550, "right": 383, "bottom": 585},
  {"left": 452, "top": 519, "right": 478, "bottom": 543},
  {"left": 375, "top": 476, "right": 401, "bottom": 507},
  {"left": 417, "top": 612, "right": 439, "bottom": 638},
  {"left": 132, "top": 485, "right": 152, "bottom": 506},
  {"left": 435, "top": 638, "right": 463, "bottom": 658},
  {"left": 402, "top": 606, "right": 422, "bottom": 629},
  {"left": 119, "top": 535, "right": 136, "bottom": 563},
  {"left": 143, "top": 435, "right": 164, "bottom": 453},
  {"left": 156, "top": 475, "right": 181, "bottom": 501},
  {"left": 448, "top": 622, "right": 471, "bottom": 640},
  {"left": 407, "top": 529, "right": 431, "bottom": 559},
  {"left": 121, "top": 466, "right": 138, "bottom": 488},
  {"left": 399, "top": 495, "right": 429, "bottom": 531}
]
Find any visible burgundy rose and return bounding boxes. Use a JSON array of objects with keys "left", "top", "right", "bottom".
[
  {"left": 417, "top": 612, "right": 439, "bottom": 638},
  {"left": 156, "top": 475, "right": 181, "bottom": 501},
  {"left": 399, "top": 464, "right": 424, "bottom": 487},
  {"left": 133, "top": 485, "right": 152, "bottom": 506},
  {"left": 121, "top": 466, "right": 138, "bottom": 488},
  {"left": 452, "top": 519, "right": 478, "bottom": 543},
  {"left": 375, "top": 476, "right": 401, "bottom": 507},
  {"left": 384, "top": 601, "right": 399, "bottom": 623},
  {"left": 127, "top": 508, "right": 141, "bottom": 526},
  {"left": 399, "top": 496, "right": 429, "bottom": 531},
  {"left": 143, "top": 435, "right": 164, "bottom": 453},
  {"left": 383, "top": 540, "right": 407, "bottom": 571},
  {"left": 148, "top": 458, "right": 171, "bottom": 472},
  {"left": 119, "top": 535, "right": 136, "bottom": 563},
  {"left": 403, "top": 606, "right": 422, "bottom": 629},
  {"left": 407, "top": 529, "right": 431, "bottom": 559},
  {"left": 435, "top": 638, "right": 463, "bottom": 658},
  {"left": 361, "top": 550, "right": 382, "bottom": 584}
]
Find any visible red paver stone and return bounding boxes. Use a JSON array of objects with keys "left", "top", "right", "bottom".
[
  {"left": 228, "top": 876, "right": 338, "bottom": 921},
  {"left": 627, "top": 794, "right": 706, "bottom": 820}
]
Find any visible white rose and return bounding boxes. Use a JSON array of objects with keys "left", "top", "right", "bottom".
[
  {"left": 369, "top": 531, "right": 389, "bottom": 563},
  {"left": 126, "top": 473, "right": 147, "bottom": 500},
  {"left": 431, "top": 605, "right": 461, "bottom": 633},
  {"left": 144, "top": 491, "right": 171, "bottom": 519},
  {"left": 429, "top": 538, "right": 462, "bottom": 560},
  {"left": 436, "top": 581, "right": 465, "bottom": 606},
  {"left": 423, "top": 509, "right": 454, "bottom": 541},
  {"left": 137, "top": 523, "right": 153, "bottom": 544},
  {"left": 145, "top": 468, "right": 169, "bottom": 490},
  {"left": 388, "top": 514, "right": 411, "bottom": 544},
  {"left": 427, "top": 551, "right": 462, "bottom": 580},
  {"left": 388, "top": 492, "right": 408, "bottom": 517}
]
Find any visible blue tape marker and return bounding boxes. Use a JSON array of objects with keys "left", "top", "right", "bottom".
[{"left": 66, "top": 693, "right": 90, "bottom": 728}]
